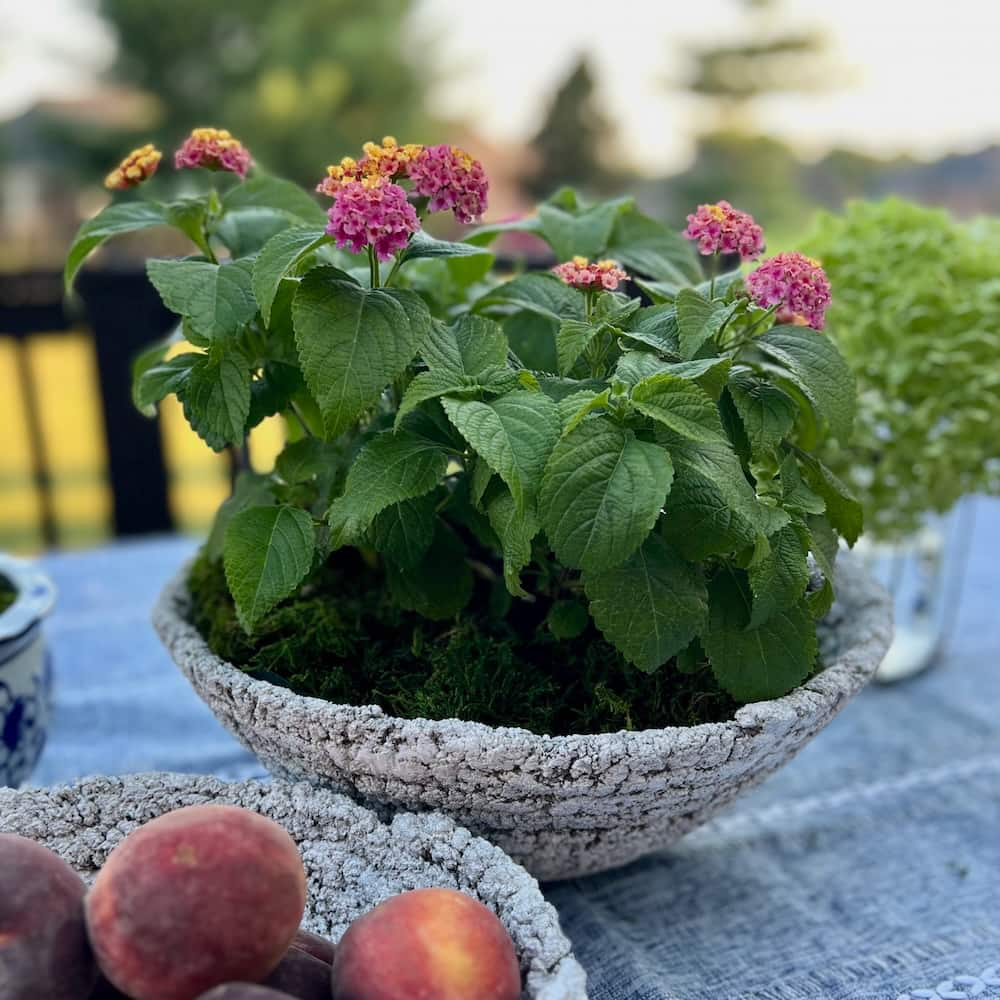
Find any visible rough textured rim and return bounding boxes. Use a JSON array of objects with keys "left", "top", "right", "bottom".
[
  {"left": 0, "top": 772, "right": 587, "bottom": 999},
  {"left": 153, "top": 554, "right": 892, "bottom": 881}
]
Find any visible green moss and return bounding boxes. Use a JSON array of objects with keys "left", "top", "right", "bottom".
[
  {"left": 0, "top": 576, "right": 16, "bottom": 616},
  {"left": 187, "top": 551, "right": 740, "bottom": 736}
]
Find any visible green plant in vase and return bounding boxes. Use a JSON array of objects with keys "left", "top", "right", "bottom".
[
  {"left": 802, "top": 197, "right": 1000, "bottom": 542},
  {"left": 66, "top": 128, "right": 862, "bottom": 735}
]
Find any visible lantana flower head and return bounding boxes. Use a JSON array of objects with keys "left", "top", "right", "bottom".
[
  {"left": 407, "top": 144, "right": 488, "bottom": 223},
  {"left": 683, "top": 200, "right": 765, "bottom": 261},
  {"left": 553, "top": 256, "right": 629, "bottom": 291},
  {"left": 174, "top": 127, "right": 252, "bottom": 178},
  {"left": 745, "top": 252, "right": 831, "bottom": 330},
  {"left": 104, "top": 144, "right": 162, "bottom": 190},
  {"left": 317, "top": 136, "right": 423, "bottom": 197},
  {"left": 326, "top": 179, "right": 420, "bottom": 261}
]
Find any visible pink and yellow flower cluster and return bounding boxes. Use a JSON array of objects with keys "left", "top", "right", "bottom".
[
  {"left": 552, "top": 256, "right": 630, "bottom": 291},
  {"left": 317, "top": 137, "right": 489, "bottom": 224},
  {"left": 317, "top": 136, "right": 489, "bottom": 261},
  {"left": 174, "top": 127, "right": 252, "bottom": 178},
  {"left": 684, "top": 200, "right": 765, "bottom": 261},
  {"left": 104, "top": 144, "right": 163, "bottom": 190},
  {"left": 745, "top": 252, "right": 831, "bottom": 330}
]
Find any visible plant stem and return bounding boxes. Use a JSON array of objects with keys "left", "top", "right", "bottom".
[
  {"left": 289, "top": 402, "right": 317, "bottom": 439},
  {"left": 384, "top": 252, "right": 405, "bottom": 287},
  {"left": 368, "top": 246, "right": 380, "bottom": 288},
  {"left": 708, "top": 252, "right": 718, "bottom": 299}
]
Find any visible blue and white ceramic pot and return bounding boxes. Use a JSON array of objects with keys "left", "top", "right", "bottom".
[{"left": 0, "top": 555, "right": 56, "bottom": 788}]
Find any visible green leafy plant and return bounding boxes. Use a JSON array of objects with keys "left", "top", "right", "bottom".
[
  {"left": 803, "top": 198, "right": 1000, "bottom": 540},
  {"left": 67, "top": 130, "right": 860, "bottom": 717}
]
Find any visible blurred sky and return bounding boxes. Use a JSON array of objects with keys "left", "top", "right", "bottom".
[{"left": 3, "top": 0, "right": 1000, "bottom": 175}]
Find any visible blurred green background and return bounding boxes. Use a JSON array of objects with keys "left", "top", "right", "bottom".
[{"left": 2, "top": 0, "right": 998, "bottom": 551}]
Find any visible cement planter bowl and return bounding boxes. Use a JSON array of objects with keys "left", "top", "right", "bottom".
[
  {"left": 0, "top": 554, "right": 56, "bottom": 788},
  {"left": 153, "top": 554, "right": 892, "bottom": 882},
  {"left": 0, "top": 772, "right": 586, "bottom": 999}
]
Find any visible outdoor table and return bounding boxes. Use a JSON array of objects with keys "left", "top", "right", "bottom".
[{"left": 26, "top": 497, "right": 1000, "bottom": 1000}]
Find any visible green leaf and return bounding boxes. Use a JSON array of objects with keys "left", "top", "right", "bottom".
[
  {"left": 253, "top": 226, "right": 332, "bottom": 325},
  {"left": 422, "top": 315, "right": 509, "bottom": 379},
  {"left": 213, "top": 209, "right": 292, "bottom": 258},
  {"left": 205, "top": 471, "right": 276, "bottom": 561},
  {"left": 795, "top": 451, "right": 863, "bottom": 545},
  {"left": 561, "top": 388, "right": 611, "bottom": 436},
  {"left": 395, "top": 370, "right": 477, "bottom": 427},
  {"left": 178, "top": 350, "right": 251, "bottom": 451},
  {"left": 463, "top": 215, "right": 543, "bottom": 246},
  {"left": 146, "top": 259, "right": 257, "bottom": 341},
  {"left": 326, "top": 429, "right": 449, "bottom": 548},
  {"left": 134, "top": 352, "right": 197, "bottom": 414},
  {"left": 675, "top": 289, "right": 736, "bottom": 359},
  {"left": 385, "top": 521, "right": 473, "bottom": 619},
  {"left": 221, "top": 174, "right": 327, "bottom": 226},
  {"left": 371, "top": 494, "right": 438, "bottom": 570},
  {"left": 537, "top": 198, "right": 630, "bottom": 261},
  {"left": 293, "top": 269, "right": 430, "bottom": 438},
  {"left": 606, "top": 205, "right": 702, "bottom": 283},
  {"left": 544, "top": 600, "right": 589, "bottom": 639},
  {"left": 539, "top": 419, "right": 674, "bottom": 572},
  {"left": 224, "top": 504, "right": 316, "bottom": 632},
  {"left": 585, "top": 533, "right": 708, "bottom": 671},
  {"left": 275, "top": 438, "right": 328, "bottom": 485},
  {"left": 779, "top": 453, "right": 825, "bottom": 516},
  {"left": 620, "top": 304, "right": 680, "bottom": 355},
  {"left": 469, "top": 456, "right": 493, "bottom": 508},
  {"left": 630, "top": 373, "right": 730, "bottom": 446},
  {"left": 503, "top": 311, "right": 558, "bottom": 372},
  {"left": 556, "top": 319, "right": 600, "bottom": 375},
  {"left": 729, "top": 369, "right": 798, "bottom": 454},
  {"left": 486, "top": 488, "right": 540, "bottom": 597},
  {"left": 246, "top": 362, "right": 303, "bottom": 431},
  {"left": 747, "top": 524, "right": 810, "bottom": 628},
  {"left": 399, "top": 230, "right": 493, "bottom": 262},
  {"left": 703, "top": 569, "right": 817, "bottom": 701},
  {"left": 475, "top": 273, "right": 585, "bottom": 324},
  {"left": 65, "top": 201, "right": 169, "bottom": 290},
  {"left": 660, "top": 462, "right": 758, "bottom": 561},
  {"left": 442, "top": 390, "right": 561, "bottom": 508},
  {"left": 757, "top": 326, "right": 856, "bottom": 442},
  {"left": 618, "top": 352, "right": 735, "bottom": 397},
  {"left": 165, "top": 199, "right": 213, "bottom": 258}
]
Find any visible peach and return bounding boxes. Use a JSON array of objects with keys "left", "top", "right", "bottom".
[
  {"left": 0, "top": 833, "right": 97, "bottom": 1000},
  {"left": 291, "top": 928, "right": 335, "bottom": 966},
  {"left": 262, "top": 947, "right": 330, "bottom": 999},
  {"left": 330, "top": 888, "right": 520, "bottom": 1000},
  {"left": 196, "top": 987, "right": 293, "bottom": 1000},
  {"left": 85, "top": 804, "right": 306, "bottom": 1000}
]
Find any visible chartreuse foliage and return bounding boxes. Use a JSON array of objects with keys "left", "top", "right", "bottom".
[
  {"left": 68, "top": 164, "right": 860, "bottom": 710},
  {"left": 803, "top": 198, "right": 1000, "bottom": 540}
]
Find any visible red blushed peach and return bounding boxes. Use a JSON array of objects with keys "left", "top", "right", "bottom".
[
  {"left": 262, "top": 947, "right": 330, "bottom": 1000},
  {"left": 330, "top": 888, "right": 520, "bottom": 1000},
  {"left": 0, "top": 833, "right": 97, "bottom": 1000},
  {"left": 85, "top": 804, "right": 307, "bottom": 1000},
  {"left": 196, "top": 987, "right": 293, "bottom": 999}
]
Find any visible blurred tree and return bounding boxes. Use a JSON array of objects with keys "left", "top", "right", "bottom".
[
  {"left": 526, "top": 58, "right": 620, "bottom": 201},
  {"left": 666, "top": 0, "right": 837, "bottom": 236},
  {"left": 97, "top": 0, "right": 434, "bottom": 185}
]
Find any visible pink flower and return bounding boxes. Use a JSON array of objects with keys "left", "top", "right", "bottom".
[
  {"left": 407, "top": 144, "right": 488, "bottom": 223},
  {"left": 326, "top": 179, "right": 420, "bottom": 261},
  {"left": 552, "top": 256, "right": 629, "bottom": 291},
  {"left": 316, "top": 138, "right": 424, "bottom": 198},
  {"left": 745, "top": 252, "right": 831, "bottom": 330},
  {"left": 683, "top": 200, "right": 765, "bottom": 261},
  {"left": 174, "top": 127, "right": 252, "bottom": 178}
]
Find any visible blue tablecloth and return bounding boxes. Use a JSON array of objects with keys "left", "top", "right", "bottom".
[{"left": 27, "top": 497, "right": 1000, "bottom": 1000}]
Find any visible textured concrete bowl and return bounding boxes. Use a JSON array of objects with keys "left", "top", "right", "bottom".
[
  {"left": 153, "top": 554, "right": 892, "bottom": 882},
  {"left": 0, "top": 772, "right": 586, "bottom": 999}
]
